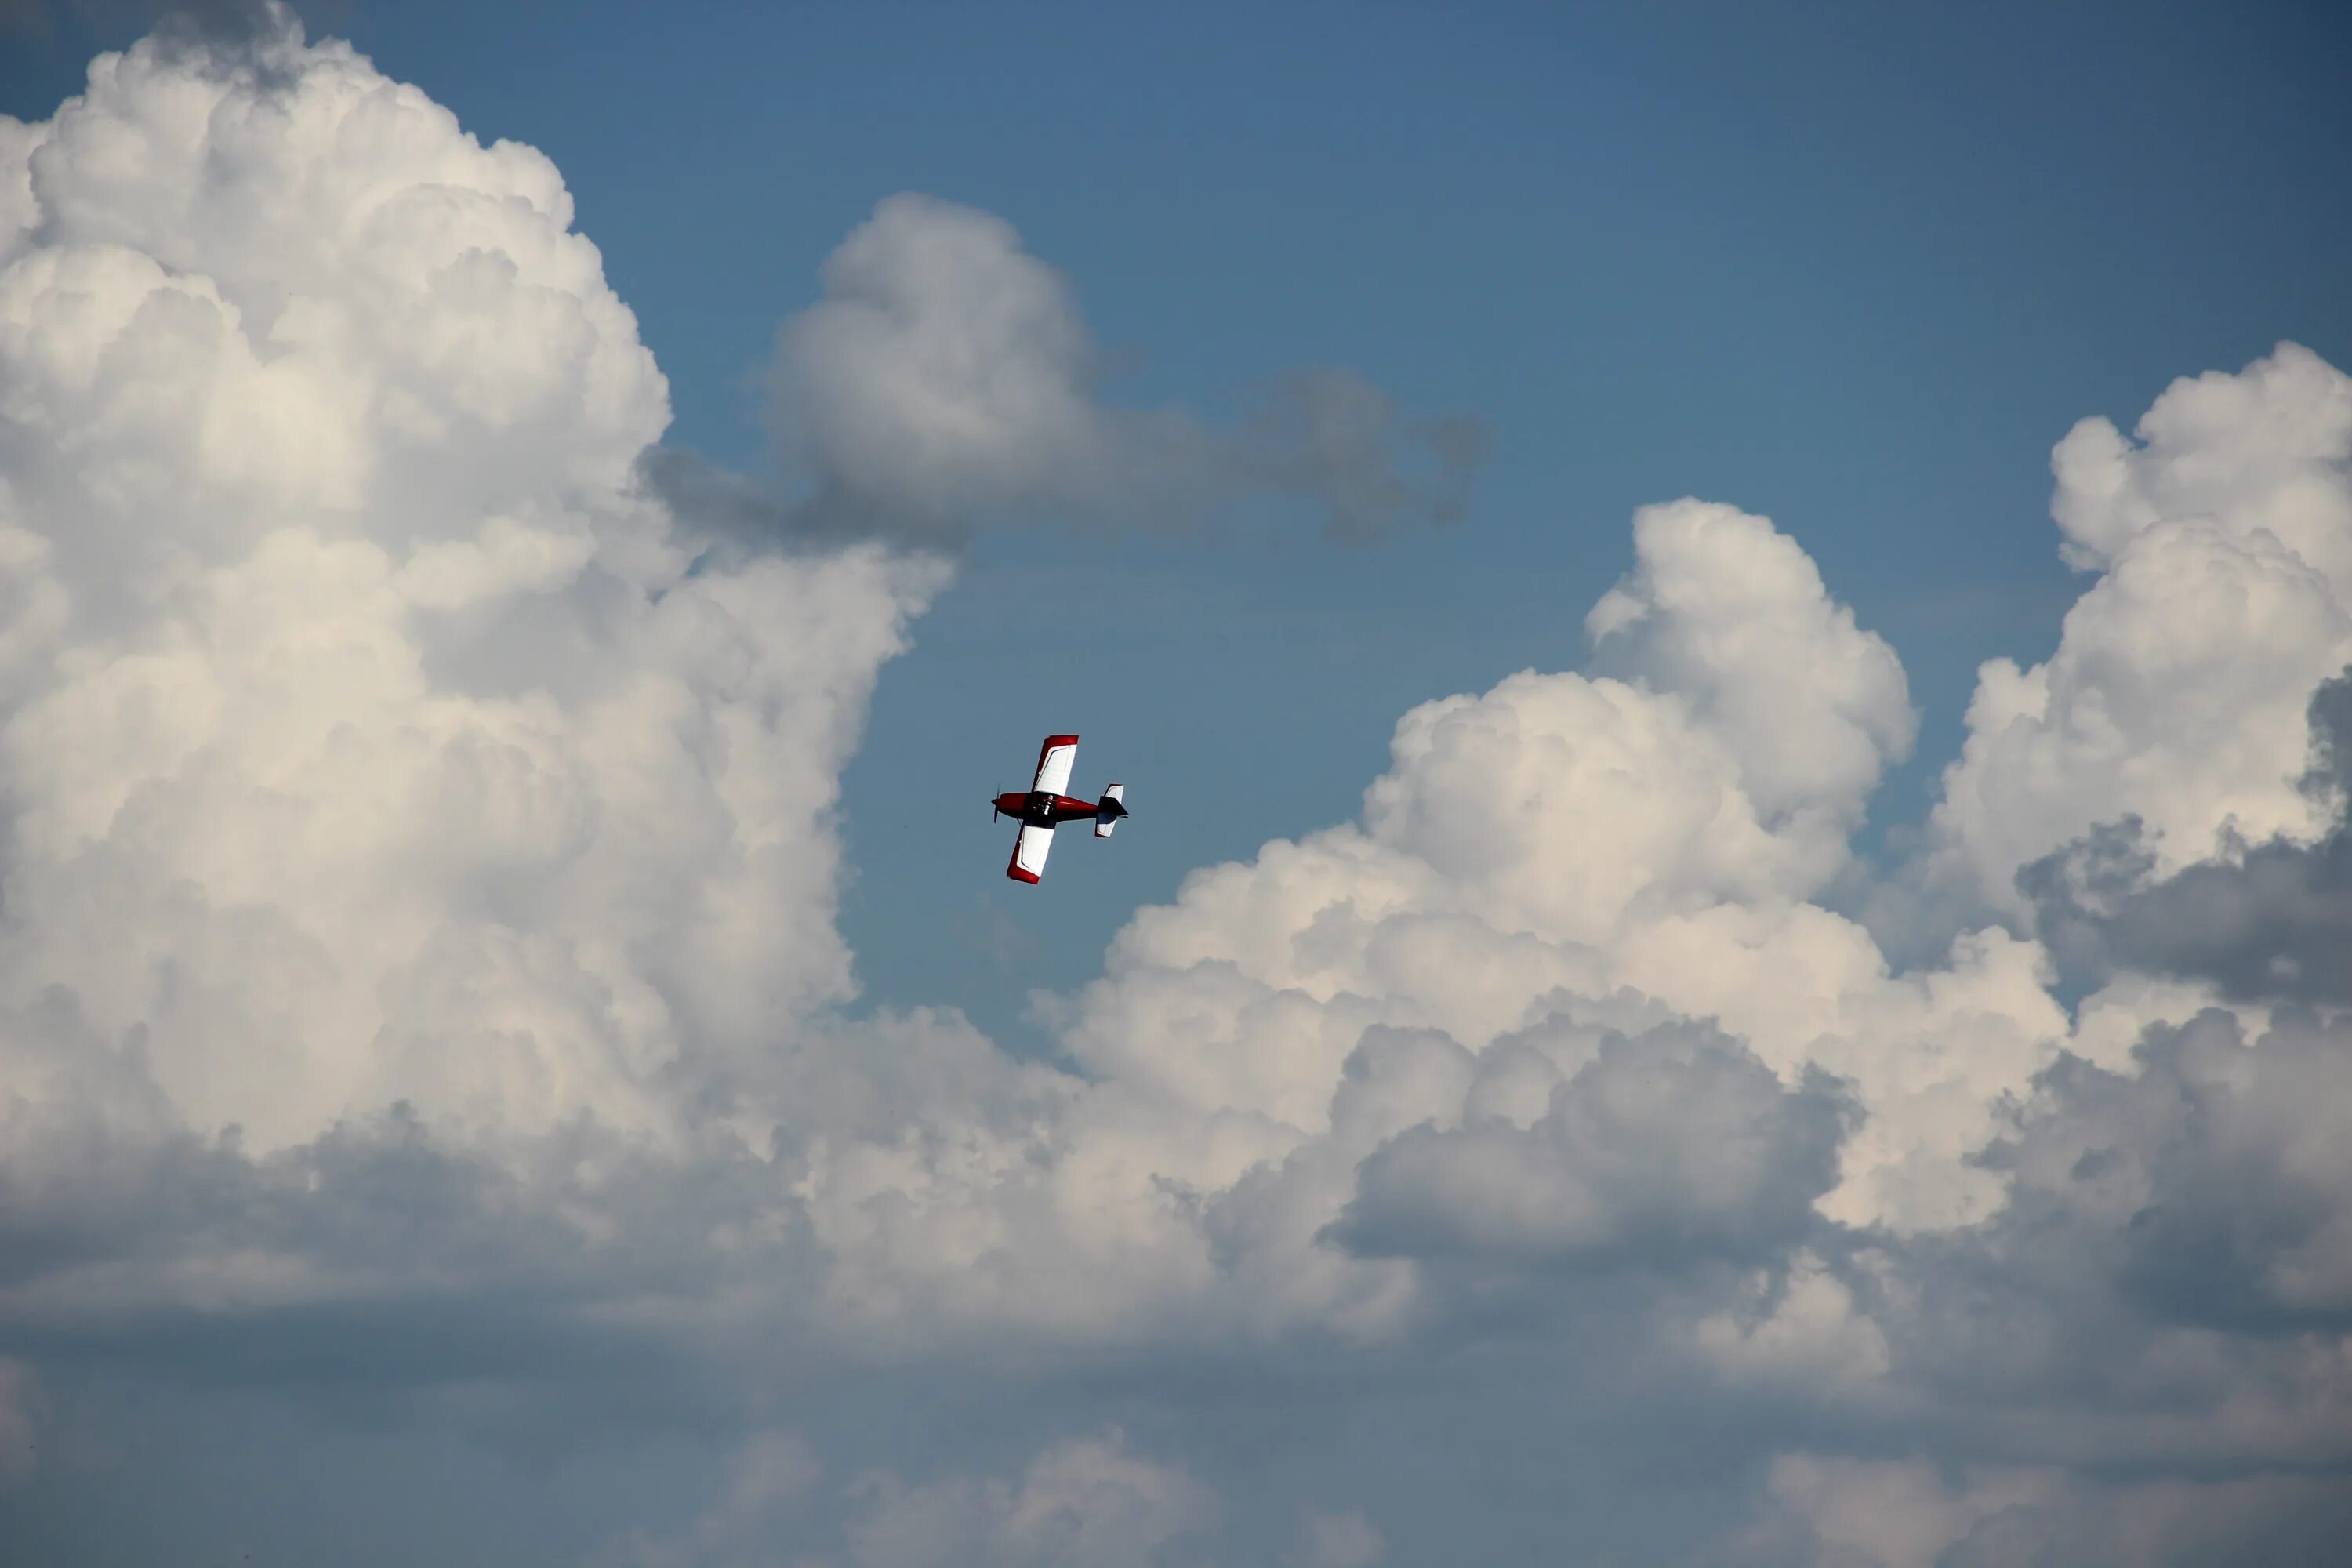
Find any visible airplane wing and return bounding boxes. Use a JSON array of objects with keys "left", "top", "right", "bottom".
[
  {"left": 1031, "top": 733, "right": 1079, "bottom": 797},
  {"left": 1007, "top": 821, "right": 1054, "bottom": 884}
]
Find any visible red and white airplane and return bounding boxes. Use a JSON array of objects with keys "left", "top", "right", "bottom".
[{"left": 992, "top": 734, "right": 1127, "bottom": 884}]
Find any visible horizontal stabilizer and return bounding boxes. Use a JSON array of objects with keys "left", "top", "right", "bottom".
[{"left": 1095, "top": 782, "right": 1126, "bottom": 839}]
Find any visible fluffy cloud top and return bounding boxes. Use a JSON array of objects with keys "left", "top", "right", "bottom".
[
  {"left": 758, "top": 192, "right": 1486, "bottom": 543},
  {"left": 1932, "top": 343, "right": 2352, "bottom": 909},
  {"left": 2, "top": 20, "right": 2349, "bottom": 1568},
  {"left": 0, "top": 25, "right": 946, "bottom": 1164}
]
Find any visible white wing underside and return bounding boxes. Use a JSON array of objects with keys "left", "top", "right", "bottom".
[
  {"left": 1011, "top": 822, "right": 1054, "bottom": 881},
  {"left": 1032, "top": 740, "right": 1077, "bottom": 797}
]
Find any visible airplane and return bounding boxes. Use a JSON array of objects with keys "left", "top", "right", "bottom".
[{"left": 991, "top": 733, "right": 1127, "bottom": 884}]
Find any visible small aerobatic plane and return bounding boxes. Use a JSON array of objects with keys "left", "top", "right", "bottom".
[{"left": 992, "top": 734, "right": 1127, "bottom": 884}]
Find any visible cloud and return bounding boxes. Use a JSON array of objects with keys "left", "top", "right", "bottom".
[
  {"left": 1728, "top": 1455, "right": 2063, "bottom": 1568},
  {"left": 839, "top": 1433, "right": 1218, "bottom": 1568},
  {"left": 1715, "top": 1457, "right": 2352, "bottom": 1568},
  {"left": 1926, "top": 343, "right": 2352, "bottom": 915},
  {"left": 1236, "top": 367, "right": 1489, "bottom": 543},
  {"left": 1060, "top": 498, "right": 2015, "bottom": 1240},
  {"left": 1288, "top": 1511, "right": 1385, "bottom": 1568},
  {"left": 1030, "top": 354, "right": 2352, "bottom": 1555},
  {"left": 0, "top": 1358, "right": 34, "bottom": 1486},
  {"left": 0, "top": 1, "right": 227, "bottom": 38},
  {"left": 598, "top": 1429, "right": 822, "bottom": 1568},
  {"left": 2022, "top": 669, "right": 2352, "bottom": 1004},
  {"left": 1988, "top": 1007, "right": 2352, "bottom": 1332},
  {"left": 1696, "top": 1007, "right": 2352, "bottom": 1563},
  {"left": 1328, "top": 1022, "right": 1850, "bottom": 1268},
  {"left": 2, "top": 16, "right": 2351, "bottom": 1568},
  {"left": 0, "top": 20, "right": 953, "bottom": 1162},
  {"left": 724, "top": 191, "right": 1486, "bottom": 545},
  {"left": 1587, "top": 499, "right": 1917, "bottom": 831}
]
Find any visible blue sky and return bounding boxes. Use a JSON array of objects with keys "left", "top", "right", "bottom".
[
  {"left": 5, "top": 5, "right": 2352, "bottom": 1563},
  {"left": 11, "top": 1, "right": 2346, "bottom": 1042}
]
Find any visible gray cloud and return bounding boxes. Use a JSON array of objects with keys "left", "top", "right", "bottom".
[
  {"left": 2020, "top": 670, "right": 2352, "bottom": 1004},
  {"left": 0, "top": 0, "right": 337, "bottom": 59},
  {"left": 1235, "top": 368, "right": 1489, "bottom": 543},
  {"left": 1328, "top": 1023, "right": 1851, "bottom": 1269},
  {"left": 649, "top": 193, "right": 1488, "bottom": 549},
  {"left": 1996, "top": 1007, "right": 2352, "bottom": 1335}
]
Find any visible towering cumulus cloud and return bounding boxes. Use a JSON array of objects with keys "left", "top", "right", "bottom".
[
  {"left": 1932, "top": 344, "right": 2352, "bottom": 911},
  {"left": 2, "top": 20, "right": 2350, "bottom": 1568},
  {"left": 0, "top": 26, "right": 943, "bottom": 1161}
]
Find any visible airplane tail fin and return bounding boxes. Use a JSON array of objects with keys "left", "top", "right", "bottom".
[{"left": 1095, "top": 784, "right": 1127, "bottom": 838}]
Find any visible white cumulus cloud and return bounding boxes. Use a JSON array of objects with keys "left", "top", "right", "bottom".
[
  {"left": 1930, "top": 343, "right": 2352, "bottom": 910},
  {"left": 0, "top": 24, "right": 945, "bottom": 1161}
]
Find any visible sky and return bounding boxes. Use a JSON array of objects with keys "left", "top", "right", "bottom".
[{"left": 0, "top": 2, "right": 2350, "bottom": 1565}]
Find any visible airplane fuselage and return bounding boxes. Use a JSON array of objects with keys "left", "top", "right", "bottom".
[{"left": 993, "top": 790, "right": 1102, "bottom": 826}]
